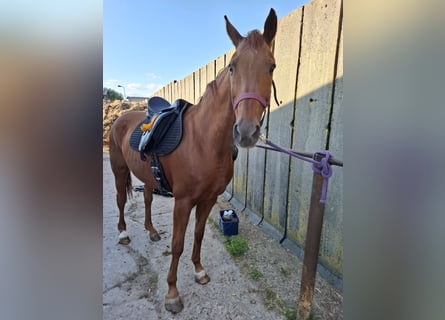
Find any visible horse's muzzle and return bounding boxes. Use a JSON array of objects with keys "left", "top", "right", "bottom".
[{"left": 233, "top": 121, "right": 261, "bottom": 148}]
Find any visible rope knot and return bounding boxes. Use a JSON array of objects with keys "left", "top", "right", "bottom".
[{"left": 312, "top": 151, "right": 332, "bottom": 204}]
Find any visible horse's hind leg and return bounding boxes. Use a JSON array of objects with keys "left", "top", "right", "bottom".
[
  {"left": 144, "top": 185, "right": 161, "bottom": 241},
  {"left": 113, "top": 168, "right": 132, "bottom": 245},
  {"left": 191, "top": 197, "right": 216, "bottom": 285}
]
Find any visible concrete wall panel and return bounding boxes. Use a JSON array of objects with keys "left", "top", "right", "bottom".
[
  {"left": 262, "top": 8, "right": 303, "bottom": 230},
  {"left": 319, "top": 26, "right": 343, "bottom": 274},
  {"left": 287, "top": 0, "right": 342, "bottom": 275}
]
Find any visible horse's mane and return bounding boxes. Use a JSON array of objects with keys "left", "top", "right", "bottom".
[{"left": 196, "top": 67, "right": 229, "bottom": 105}]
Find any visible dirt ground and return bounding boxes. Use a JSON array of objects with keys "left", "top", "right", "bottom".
[{"left": 103, "top": 152, "right": 343, "bottom": 319}]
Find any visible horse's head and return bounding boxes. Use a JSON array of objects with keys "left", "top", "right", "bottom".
[{"left": 225, "top": 9, "right": 277, "bottom": 148}]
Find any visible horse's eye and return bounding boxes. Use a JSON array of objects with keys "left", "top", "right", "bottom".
[
  {"left": 269, "top": 64, "right": 276, "bottom": 74},
  {"left": 228, "top": 64, "right": 234, "bottom": 75}
]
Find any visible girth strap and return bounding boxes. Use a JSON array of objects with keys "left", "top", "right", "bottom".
[{"left": 150, "top": 153, "right": 172, "bottom": 195}]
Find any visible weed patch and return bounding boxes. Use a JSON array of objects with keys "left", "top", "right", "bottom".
[
  {"left": 250, "top": 268, "right": 263, "bottom": 281},
  {"left": 224, "top": 235, "right": 248, "bottom": 257}
]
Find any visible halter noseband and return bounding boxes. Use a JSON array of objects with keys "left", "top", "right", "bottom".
[{"left": 232, "top": 92, "right": 269, "bottom": 110}]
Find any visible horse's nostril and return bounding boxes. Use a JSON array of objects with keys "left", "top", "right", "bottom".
[{"left": 233, "top": 124, "right": 240, "bottom": 136}]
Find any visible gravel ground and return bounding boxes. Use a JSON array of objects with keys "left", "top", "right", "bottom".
[{"left": 103, "top": 152, "right": 343, "bottom": 319}]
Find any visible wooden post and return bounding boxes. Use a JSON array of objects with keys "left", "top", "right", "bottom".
[{"left": 296, "top": 171, "right": 325, "bottom": 319}]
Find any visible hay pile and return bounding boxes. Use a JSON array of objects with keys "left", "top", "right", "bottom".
[{"left": 102, "top": 100, "right": 146, "bottom": 145}]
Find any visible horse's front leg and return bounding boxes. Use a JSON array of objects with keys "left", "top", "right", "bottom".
[
  {"left": 143, "top": 185, "right": 161, "bottom": 241},
  {"left": 192, "top": 197, "right": 217, "bottom": 285},
  {"left": 164, "top": 198, "right": 193, "bottom": 314}
]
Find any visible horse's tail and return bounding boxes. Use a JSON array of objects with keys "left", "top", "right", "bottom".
[{"left": 126, "top": 172, "right": 133, "bottom": 200}]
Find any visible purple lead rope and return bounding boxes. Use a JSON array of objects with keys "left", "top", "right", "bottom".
[{"left": 259, "top": 135, "right": 332, "bottom": 203}]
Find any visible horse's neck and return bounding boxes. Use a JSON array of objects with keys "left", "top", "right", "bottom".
[{"left": 192, "top": 69, "right": 235, "bottom": 152}]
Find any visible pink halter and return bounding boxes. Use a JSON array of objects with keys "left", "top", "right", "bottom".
[{"left": 232, "top": 92, "right": 269, "bottom": 110}]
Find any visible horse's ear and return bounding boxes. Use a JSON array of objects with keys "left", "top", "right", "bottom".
[
  {"left": 225, "top": 15, "right": 244, "bottom": 48},
  {"left": 263, "top": 8, "right": 277, "bottom": 47}
]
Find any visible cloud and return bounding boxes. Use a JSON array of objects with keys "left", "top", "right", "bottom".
[
  {"left": 127, "top": 83, "right": 142, "bottom": 89},
  {"left": 119, "top": 82, "right": 163, "bottom": 97},
  {"left": 145, "top": 72, "right": 160, "bottom": 79},
  {"left": 146, "top": 83, "right": 163, "bottom": 91},
  {"left": 103, "top": 80, "right": 163, "bottom": 97}
]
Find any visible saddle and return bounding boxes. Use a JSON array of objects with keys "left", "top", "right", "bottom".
[
  {"left": 129, "top": 97, "right": 191, "bottom": 158},
  {"left": 129, "top": 97, "right": 191, "bottom": 195}
]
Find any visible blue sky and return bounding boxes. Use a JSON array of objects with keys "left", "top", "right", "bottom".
[{"left": 103, "top": 0, "right": 309, "bottom": 98}]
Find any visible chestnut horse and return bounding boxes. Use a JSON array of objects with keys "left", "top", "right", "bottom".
[{"left": 109, "top": 9, "right": 277, "bottom": 313}]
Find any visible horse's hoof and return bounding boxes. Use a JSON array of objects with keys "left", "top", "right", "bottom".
[
  {"left": 149, "top": 232, "right": 161, "bottom": 242},
  {"left": 194, "top": 270, "right": 210, "bottom": 285},
  {"left": 164, "top": 296, "right": 184, "bottom": 313},
  {"left": 118, "top": 231, "right": 131, "bottom": 245}
]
